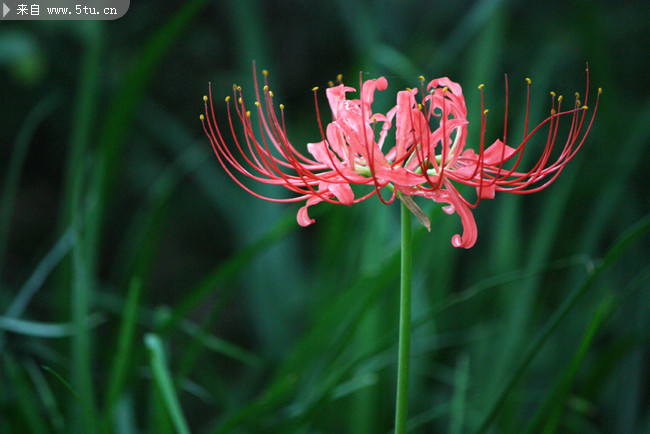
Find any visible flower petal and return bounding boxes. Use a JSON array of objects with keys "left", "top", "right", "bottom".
[
  {"left": 326, "top": 84, "right": 356, "bottom": 120},
  {"left": 420, "top": 183, "right": 477, "bottom": 248},
  {"left": 297, "top": 196, "right": 322, "bottom": 226},
  {"left": 361, "top": 77, "right": 388, "bottom": 114},
  {"left": 307, "top": 140, "right": 342, "bottom": 170},
  {"left": 330, "top": 183, "right": 354, "bottom": 205},
  {"left": 482, "top": 139, "right": 517, "bottom": 165},
  {"left": 476, "top": 182, "right": 496, "bottom": 199}
]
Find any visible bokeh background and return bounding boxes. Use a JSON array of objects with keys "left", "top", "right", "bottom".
[{"left": 1, "top": 0, "right": 649, "bottom": 432}]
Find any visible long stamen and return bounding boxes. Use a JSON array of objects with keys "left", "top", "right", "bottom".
[{"left": 524, "top": 77, "right": 531, "bottom": 138}]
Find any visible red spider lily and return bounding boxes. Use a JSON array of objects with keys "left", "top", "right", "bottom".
[{"left": 201, "top": 64, "right": 600, "bottom": 248}]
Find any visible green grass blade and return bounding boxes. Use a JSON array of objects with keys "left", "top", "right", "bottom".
[
  {"left": 103, "top": 277, "right": 142, "bottom": 421},
  {"left": 144, "top": 333, "right": 191, "bottom": 434},
  {"left": 58, "top": 21, "right": 104, "bottom": 235},
  {"left": 3, "top": 228, "right": 76, "bottom": 317},
  {"left": 349, "top": 207, "right": 393, "bottom": 434},
  {"left": 522, "top": 294, "right": 614, "bottom": 433},
  {"left": 72, "top": 14, "right": 210, "bottom": 421},
  {"left": 539, "top": 294, "right": 616, "bottom": 433},
  {"left": 65, "top": 4, "right": 207, "bottom": 427},
  {"left": 158, "top": 211, "right": 298, "bottom": 335},
  {"left": 281, "top": 257, "right": 596, "bottom": 429},
  {"left": 0, "top": 92, "right": 62, "bottom": 275},
  {"left": 210, "top": 246, "right": 400, "bottom": 431},
  {"left": 406, "top": 402, "right": 452, "bottom": 433},
  {"left": 576, "top": 99, "right": 650, "bottom": 256},
  {"left": 612, "top": 267, "right": 650, "bottom": 433},
  {"left": 0, "top": 314, "right": 103, "bottom": 338},
  {"left": 527, "top": 267, "right": 650, "bottom": 433},
  {"left": 474, "top": 214, "right": 650, "bottom": 433},
  {"left": 450, "top": 353, "right": 470, "bottom": 434},
  {"left": 0, "top": 228, "right": 76, "bottom": 350},
  {"left": 410, "top": 255, "right": 592, "bottom": 334},
  {"left": 112, "top": 146, "right": 207, "bottom": 285},
  {"left": 178, "top": 318, "right": 263, "bottom": 369},
  {"left": 137, "top": 101, "right": 245, "bottom": 223},
  {"left": 94, "top": 288, "right": 263, "bottom": 370},
  {"left": 174, "top": 306, "right": 234, "bottom": 381},
  {"left": 3, "top": 353, "right": 49, "bottom": 433},
  {"left": 426, "top": 0, "right": 510, "bottom": 72},
  {"left": 24, "top": 359, "right": 65, "bottom": 432},
  {"left": 210, "top": 374, "right": 299, "bottom": 434},
  {"left": 530, "top": 265, "right": 650, "bottom": 433},
  {"left": 83, "top": 0, "right": 209, "bottom": 273},
  {"left": 70, "top": 184, "right": 96, "bottom": 432},
  {"left": 149, "top": 381, "right": 176, "bottom": 434},
  {"left": 42, "top": 365, "right": 109, "bottom": 434}
]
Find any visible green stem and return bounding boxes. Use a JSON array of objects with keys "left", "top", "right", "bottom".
[{"left": 395, "top": 201, "right": 413, "bottom": 433}]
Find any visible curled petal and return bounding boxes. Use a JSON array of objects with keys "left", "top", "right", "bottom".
[
  {"left": 326, "top": 84, "right": 356, "bottom": 120},
  {"left": 361, "top": 76, "right": 388, "bottom": 114},
  {"left": 421, "top": 183, "right": 478, "bottom": 248},
  {"left": 444, "top": 193, "right": 477, "bottom": 248},
  {"left": 297, "top": 196, "right": 322, "bottom": 226},
  {"left": 427, "top": 77, "right": 464, "bottom": 97},
  {"left": 296, "top": 180, "right": 355, "bottom": 227}
]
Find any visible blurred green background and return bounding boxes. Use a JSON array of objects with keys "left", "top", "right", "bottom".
[{"left": 1, "top": 0, "right": 649, "bottom": 432}]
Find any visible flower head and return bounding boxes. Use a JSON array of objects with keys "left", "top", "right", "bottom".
[{"left": 201, "top": 64, "right": 599, "bottom": 248}]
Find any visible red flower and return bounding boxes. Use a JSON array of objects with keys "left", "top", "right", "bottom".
[{"left": 201, "top": 65, "right": 599, "bottom": 248}]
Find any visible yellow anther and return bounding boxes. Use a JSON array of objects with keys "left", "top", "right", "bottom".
[
  {"left": 483, "top": 109, "right": 489, "bottom": 115},
  {"left": 238, "top": 97, "right": 242, "bottom": 104},
  {"left": 279, "top": 104, "right": 285, "bottom": 110},
  {"left": 328, "top": 80, "right": 334, "bottom": 87},
  {"left": 372, "top": 116, "right": 377, "bottom": 123},
  {"left": 203, "top": 95, "right": 208, "bottom": 102},
  {"left": 269, "top": 91, "right": 274, "bottom": 97},
  {"left": 525, "top": 78, "right": 531, "bottom": 84},
  {"left": 199, "top": 114, "right": 205, "bottom": 120},
  {"left": 443, "top": 86, "right": 448, "bottom": 92},
  {"left": 558, "top": 95, "right": 563, "bottom": 103},
  {"left": 582, "top": 105, "right": 588, "bottom": 110},
  {"left": 225, "top": 96, "right": 230, "bottom": 102},
  {"left": 312, "top": 86, "right": 319, "bottom": 92},
  {"left": 550, "top": 91, "right": 556, "bottom": 97},
  {"left": 598, "top": 87, "right": 603, "bottom": 94},
  {"left": 577, "top": 100, "right": 581, "bottom": 106},
  {"left": 478, "top": 84, "right": 485, "bottom": 90},
  {"left": 406, "top": 87, "right": 411, "bottom": 91},
  {"left": 254, "top": 101, "right": 260, "bottom": 107},
  {"left": 418, "top": 103, "right": 423, "bottom": 110},
  {"left": 263, "top": 85, "right": 269, "bottom": 91},
  {"left": 551, "top": 109, "right": 556, "bottom": 115},
  {"left": 575, "top": 92, "right": 580, "bottom": 99},
  {"left": 262, "top": 69, "right": 268, "bottom": 76},
  {"left": 233, "top": 84, "right": 238, "bottom": 90},
  {"left": 246, "top": 111, "right": 251, "bottom": 117},
  {"left": 236, "top": 86, "right": 242, "bottom": 91},
  {"left": 419, "top": 75, "right": 425, "bottom": 82},
  {"left": 337, "top": 73, "right": 343, "bottom": 82}
]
